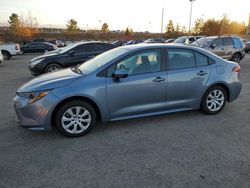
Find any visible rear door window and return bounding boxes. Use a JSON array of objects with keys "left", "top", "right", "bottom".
[
  {"left": 223, "top": 38, "right": 233, "bottom": 47},
  {"left": 167, "top": 49, "right": 196, "bottom": 70}
]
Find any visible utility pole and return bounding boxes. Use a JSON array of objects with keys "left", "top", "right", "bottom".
[
  {"left": 188, "top": 0, "right": 195, "bottom": 35},
  {"left": 220, "top": 14, "right": 227, "bottom": 36},
  {"left": 161, "top": 8, "right": 164, "bottom": 33}
]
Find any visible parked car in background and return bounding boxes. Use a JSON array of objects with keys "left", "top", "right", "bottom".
[
  {"left": 0, "top": 50, "right": 3, "bottom": 63},
  {"left": 112, "top": 40, "right": 126, "bottom": 46},
  {"left": 0, "top": 43, "right": 21, "bottom": 60},
  {"left": 125, "top": 39, "right": 144, "bottom": 45},
  {"left": 244, "top": 41, "right": 250, "bottom": 53},
  {"left": 173, "top": 36, "right": 199, "bottom": 44},
  {"left": 144, "top": 38, "right": 165, "bottom": 43},
  {"left": 192, "top": 36, "right": 245, "bottom": 63},
  {"left": 29, "top": 41, "right": 117, "bottom": 75},
  {"left": 165, "top": 38, "right": 175, "bottom": 43},
  {"left": 49, "top": 40, "right": 65, "bottom": 47},
  {"left": 20, "top": 42, "right": 57, "bottom": 54},
  {"left": 14, "top": 44, "right": 241, "bottom": 137}
]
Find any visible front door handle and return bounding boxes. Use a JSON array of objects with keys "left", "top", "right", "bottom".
[
  {"left": 197, "top": 71, "right": 208, "bottom": 76},
  {"left": 153, "top": 77, "right": 165, "bottom": 82}
]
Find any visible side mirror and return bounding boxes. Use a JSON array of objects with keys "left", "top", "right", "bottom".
[
  {"left": 68, "top": 50, "right": 75, "bottom": 56},
  {"left": 112, "top": 69, "right": 128, "bottom": 81},
  {"left": 210, "top": 44, "right": 216, "bottom": 49}
]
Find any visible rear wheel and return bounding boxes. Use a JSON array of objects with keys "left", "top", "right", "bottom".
[
  {"left": 44, "top": 63, "right": 62, "bottom": 73},
  {"left": 2, "top": 51, "right": 11, "bottom": 60},
  {"left": 201, "top": 86, "right": 227, "bottom": 115},
  {"left": 54, "top": 100, "right": 97, "bottom": 137},
  {"left": 231, "top": 53, "right": 241, "bottom": 63}
]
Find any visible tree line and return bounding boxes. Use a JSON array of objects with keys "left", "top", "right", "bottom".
[
  {"left": 165, "top": 16, "right": 246, "bottom": 37},
  {"left": 4, "top": 12, "right": 248, "bottom": 43}
]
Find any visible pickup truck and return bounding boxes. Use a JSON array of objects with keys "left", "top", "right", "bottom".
[{"left": 0, "top": 43, "right": 21, "bottom": 60}]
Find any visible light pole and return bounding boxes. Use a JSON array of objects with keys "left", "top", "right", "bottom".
[
  {"left": 161, "top": 8, "right": 164, "bottom": 34},
  {"left": 188, "top": 0, "right": 195, "bottom": 35},
  {"left": 149, "top": 21, "right": 151, "bottom": 33},
  {"left": 220, "top": 14, "right": 227, "bottom": 36},
  {"left": 99, "top": 20, "right": 101, "bottom": 30}
]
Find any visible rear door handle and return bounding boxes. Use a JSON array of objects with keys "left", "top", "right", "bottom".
[
  {"left": 153, "top": 77, "right": 165, "bottom": 82},
  {"left": 197, "top": 71, "right": 208, "bottom": 76}
]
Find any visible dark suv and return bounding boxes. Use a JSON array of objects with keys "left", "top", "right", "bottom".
[
  {"left": 192, "top": 36, "right": 245, "bottom": 63},
  {"left": 29, "top": 42, "right": 117, "bottom": 75}
]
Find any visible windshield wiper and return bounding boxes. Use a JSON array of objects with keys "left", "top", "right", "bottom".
[{"left": 71, "top": 65, "right": 82, "bottom": 74}]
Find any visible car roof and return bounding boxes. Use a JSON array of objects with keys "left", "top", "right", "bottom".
[
  {"left": 118, "top": 43, "right": 200, "bottom": 50},
  {"left": 75, "top": 41, "right": 113, "bottom": 45},
  {"left": 117, "top": 43, "right": 222, "bottom": 60}
]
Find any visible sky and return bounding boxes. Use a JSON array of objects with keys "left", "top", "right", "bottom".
[{"left": 0, "top": 0, "right": 249, "bottom": 32}]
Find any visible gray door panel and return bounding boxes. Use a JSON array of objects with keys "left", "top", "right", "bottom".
[{"left": 106, "top": 72, "right": 167, "bottom": 119}]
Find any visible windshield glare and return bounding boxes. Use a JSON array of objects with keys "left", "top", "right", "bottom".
[
  {"left": 78, "top": 48, "right": 127, "bottom": 74},
  {"left": 174, "top": 37, "right": 186, "bottom": 43},
  {"left": 193, "top": 38, "right": 215, "bottom": 48}
]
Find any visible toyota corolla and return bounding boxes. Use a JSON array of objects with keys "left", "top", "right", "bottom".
[{"left": 13, "top": 44, "right": 241, "bottom": 137}]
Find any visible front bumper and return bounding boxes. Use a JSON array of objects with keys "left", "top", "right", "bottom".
[
  {"left": 29, "top": 64, "right": 42, "bottom": 76},
  {"left": 13, "top": 92, "right": 59, "bottom": 130}
]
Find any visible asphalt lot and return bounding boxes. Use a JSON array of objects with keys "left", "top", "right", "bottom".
[{"left": 0, "top": 53, "right": 250, "bottom": 188}]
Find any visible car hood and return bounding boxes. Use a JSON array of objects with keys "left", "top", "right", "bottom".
[
  {"left": 17, "top": 68, "right": 82, "bottom": 92},
  {"left": 30, "top": 52, "right": 59, "bottom": 62}
]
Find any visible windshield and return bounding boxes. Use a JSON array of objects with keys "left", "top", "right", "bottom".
[
  {"left": 78, "top": 48, "right": 127, "bottom": 74},
  {"left": 192, "top": 37, "right": 215, "bottom": 48},
  {"left": 174, "top": 37, "right": 187, "bottom": 43},
  {"left": 59, "top": 43, "right": 78, "bottom": 54}
]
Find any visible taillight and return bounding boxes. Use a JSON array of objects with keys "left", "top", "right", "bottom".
[{"left": 232, "top": 66, "right": 241, "bottom": 73}]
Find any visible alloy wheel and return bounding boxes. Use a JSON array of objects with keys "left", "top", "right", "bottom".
[
  {"left": 61, "top": 106, "right": 91, "bottom": 134},
  {"left": 206, "top": 89, "right": 225, "bottom": 112},
  {"left": 46, "top": 64, "right": 61, "bottom": 72}
]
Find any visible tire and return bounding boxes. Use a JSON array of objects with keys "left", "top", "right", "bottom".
[
  {"left": 54, "top": 100, "right": 97, "bottom": 137},
  {"left": 2, "top": 51, "right": 11, "bottom": 60},
  {"left": 200, "top": 85, "right": 227, "bottom": 115},
  {"left": 231, "top": 53, "right": 241, "bottom": 63},
  {"left": 44, "top": 63, "right": 62, "bottom": 73}
]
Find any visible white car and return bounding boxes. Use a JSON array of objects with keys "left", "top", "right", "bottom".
[
  {"left": 0, "top": 50, "right": 3, "bottom": 63},
  {"left": 0, "top": 43, "right": 21, "bottom": 60}
]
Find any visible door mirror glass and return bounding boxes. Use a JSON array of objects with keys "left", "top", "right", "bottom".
[{"left": 112, "top": 68, "right": 128, "bottom": 81}]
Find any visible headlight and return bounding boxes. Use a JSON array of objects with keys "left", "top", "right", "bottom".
[
  {"left": 16, "top": 91, "right": 49, "bottom": 104},
  {"left": 30, "top": 58, "right": 44, "bottom": 66}
]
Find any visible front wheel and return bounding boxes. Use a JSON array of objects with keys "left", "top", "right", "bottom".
[
  {"left": 54, "top": 100, "right": 97, "bottom": 137},
  {"left": 44, "top": 63, "right": 62, "bottom": 73},
  {"left": 201, "top": 86, "right": 227, "bottom": 115}
]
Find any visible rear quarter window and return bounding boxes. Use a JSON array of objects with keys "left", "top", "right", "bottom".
[
  {"left": 232, "top": 37, "right": 244, "bottom": 49},
  {"left": 194, "top": 52, "right": 209, "bottom": 67}
]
